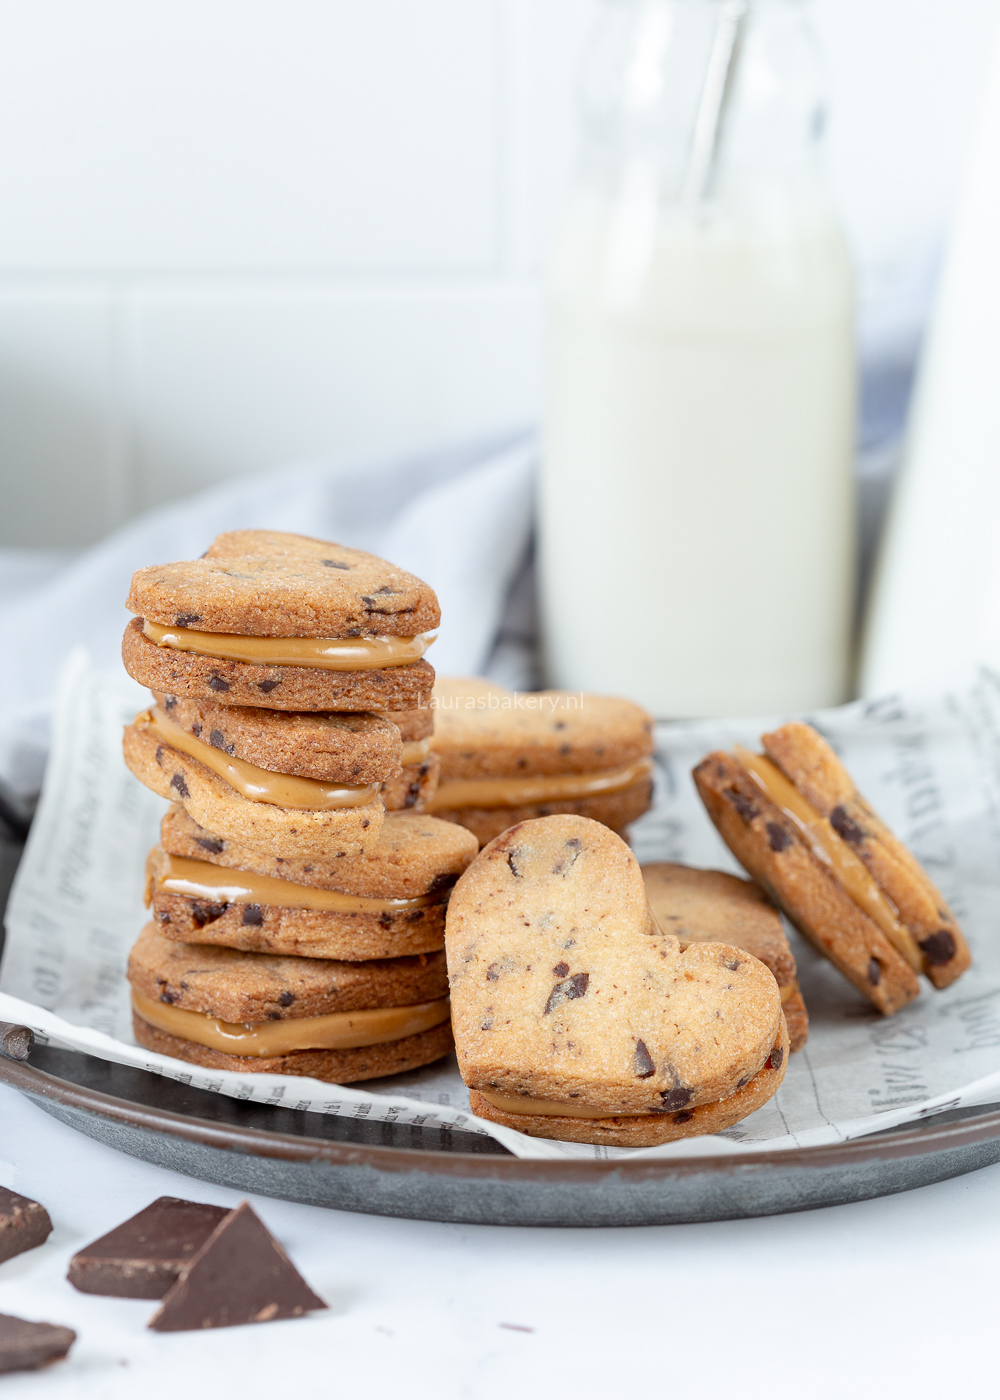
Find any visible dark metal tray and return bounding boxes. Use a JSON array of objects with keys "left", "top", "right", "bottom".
[{"left": 4, "top": 821, "right": 1000, "bottom": 1227}]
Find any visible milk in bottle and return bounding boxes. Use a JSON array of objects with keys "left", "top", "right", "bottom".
[{"left": 539, "top": 0, "right": 855, "bottom": 717}]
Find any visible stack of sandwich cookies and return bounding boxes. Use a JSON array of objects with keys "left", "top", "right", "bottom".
[
  {"left": 149, "top": 805, "right": 477, "bottom": 961},
  {"left": 693, "top": 722, "right": 972, "bottom": 1016},
  {"left": 446, "top": 814, "right": 788, "bottom": 1147},
  {"left": 642, "top": 863, "right": 809, "bottom": 1053},
  {"left": 123, "top": 530, "right": 472, "bottom": 1083},
  {"left": 429, "top": 677, "right": 655, "bottom": 846}
]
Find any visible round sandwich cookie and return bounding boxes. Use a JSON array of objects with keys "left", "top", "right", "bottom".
[
  {"left": 446, "top": 814, "right": 785, "bottom": 1147},
  {"left": 149, "top": 806, "right": 479, "bottom": 960},
  {"left": 693, "top": 722, "right": 972, "bottom": 1017},
  {"left": 427, "top": 677, "right": 654, "bottom": 847},
  {"left": 129, "top": 925, "right": 453, "bottom": 1083},
  {"left": 123, "top": 711, "right": 384, "bottom": 860},
  {"left": 122, "top": 530, "right": 439, "bottom": 712},
  {"left": 642, "top": 862, "right": 808, "bottom": 1053}
]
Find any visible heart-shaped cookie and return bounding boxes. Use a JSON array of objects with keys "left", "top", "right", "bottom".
[{"left": 446, "top": 815, "right": 784, "bottom": 1141}]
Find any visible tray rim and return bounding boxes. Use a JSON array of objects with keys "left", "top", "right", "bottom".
[{"left": 6, "top": 1045, "right": 1000, "bottom": 1184}]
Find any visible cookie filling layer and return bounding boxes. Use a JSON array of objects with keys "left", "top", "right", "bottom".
[
  {"left": 428, "top": 757, "right": 654, "bottom": 812},
  {"left": 148, "top": 851, "right": 445, "bottom": 913},
  {"left": 136, "top": 707, "right": 379, "bottom": 810},
  {"left": 476, "top": 1090, "right": 664, "bottom": 1120},
  {"left": 143, "top": 620, "right": 435, "bottom": 670},
  {"left": 734, "top": 745, "right": 923, "bottom": 972},
  {"left": 400, "top": 738, "right": 433, "bottom": 765},
  {"left": 132, "top": 989, "right": 450, "bottom": 1056}
]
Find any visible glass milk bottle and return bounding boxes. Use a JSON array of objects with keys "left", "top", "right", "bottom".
[{"left": 539, "top": 0, "right": 855, "bottom": 717}]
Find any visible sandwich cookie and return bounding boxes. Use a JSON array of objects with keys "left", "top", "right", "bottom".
[
  {"left": 642, "top": 863, "right": 809, "bottom": 1053},
  {"left": 150, "top": 805, "right": 479, "bottom": 960},
  {"left": 151, "top": 691, "right": 440, "bottom": 812},
  {"left": 446, "top": 814, "right": 786, "bottom": 1147},
  {"left": 377, "top": 705, "right": 440, "bottom": 812},
  {"left": 151, "top": 692, "right": 403, "bottom": 784},
  {"left": 129, "top": 925, "right": 453, "bottom": 1082},
  {"left": 123, "top": 531, "right": 439, "bottom": 712},
  {"left": 428, "top": 677, "right": 654, "bottom": 846},
  {"left": 123, "top": 706, "right": 384, "bottom": 859},
  {"left": 693, "top": 722, "right": 971, "bottom": 1016}
]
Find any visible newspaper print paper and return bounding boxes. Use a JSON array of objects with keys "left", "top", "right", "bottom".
[{"left": 3, "top": 649, "right": 1000, "bottom": 1163}]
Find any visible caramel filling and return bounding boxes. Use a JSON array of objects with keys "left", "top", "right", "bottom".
[
  {"left": 136, "top": 707, "right": 379, "bottom": 810},
  {"left": 734, "top": 745, "right": 923, "bottom": 972},
  {"left": 779, "top": 983, "right": 795, "bottom": 1006},
  {"left": 400, "top": 738, "right": 433, "bottom": 765},
  {"left": 476, "top": 1090, "right": 661, "bottom": 1120},
  {"left": 132, "top": 989, "right": 450, "bottom": 1057},
  {"left": 149, "top": 851, "right": 444, "bottom": 914},
  {"left": 428, "top": 757, "right": 654, "bottom": 812},
  {"left": 143, "top": 619, "right": 435, "bottom": 671}
]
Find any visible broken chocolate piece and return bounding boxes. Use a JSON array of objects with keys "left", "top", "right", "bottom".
[
  {"left": 148, "top": 1202, "right": 327, "bottom": 1332},
  {"left": 68, "top": 1197, "right": 229, "bottom": 1298},
  {"left": 0, "top": 1187, "right": 52, "bottom": 1265},
  {"left": 0, "top": 1314, "right": 75, "bottom": 1374}
]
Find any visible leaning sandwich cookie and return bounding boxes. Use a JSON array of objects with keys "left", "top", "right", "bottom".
[
  {"left": 446, "top": 814, "right": 787, "bottom": 1147},
  {"left": 693, "top": 722, "right": 971, "bottom": 1016},
  {"left": 129, "top": 925, "right": 453, "bottom": 1082},
  {"left": 149, "top": 806, "right": 478, "bottom": 961},
  {"left": 123, "top": 704, "right": 385, "bottom": 859},
  {"left": 642, "top": 862, "right": 809, "bottom": 1053},
  {"left": 428, "top": 677, "right": 654, "bottom": 846}
]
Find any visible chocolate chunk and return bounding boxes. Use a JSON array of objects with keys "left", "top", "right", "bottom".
[
  {"left": 68, "top": 1197, "right": 229, "bottom": 1299},
  {"left": 830, "top": 805, "right": 865, "bottom": 845},
  {"left": 148, "top": 1202, "right": 327, "bottom": 1332},
  {"left": 241, "top": 904, "right": 264, "bottom": 927},
  {"left": 209, "top": 729, "right": 226, "bottom": 750},
  {"left": 257, "top": 679, "right": 280, "bottom": 693},
  {"left": 163, "top": 694, "right": 178, "bottom": 711},
  {"left": 506, "top": 850, "right": 521, "bottom": 878},
  {"left": 175, "top": 613, "right": 201, "bottom": 627},
  {"left": 659, "top": 1087, "right": 693, "bottom": 1111},
  {"left": 207, "top": 675, "right": 230, "bottom": 692},
  {"left": 766, "top": 821, "right": 791, "bottom": 852},
  {"left": 868, "top": 957, "right": 881, "bottom": 985},
  {"left": 552, "top": 962, "right": 570, "bottom": 977},
  {"left": 0, "top": 1187, "right": 52, "bottom": 1264},
  {"left": 190, "top": 899, "right": 226, "bottom": 928},
  {"left": 726, "top": 788, "right": 759, "bottom": 823},
  {"left": 170, "top": 773, "right": 189, "bottom": 799},
  {"left": 277, "top": 991, "right": 295, "bottom": 1007},
  {"left": 322, "top": 560, "right": 350, "bottom": 569},
  {"left": 919, "top": 930, "right": 957, "bottom": 966},
  {"left": 544, "top": 972, "right": 590, "bottom": 1014},
  {"left": 196, "top": 836, "right": 225, "bottom": 854},
  {"left": 767, "top": 1046, "right": 784, "bottom": 1071},
  {"left": 672, "top": 1110, "right": 694, "bottom": 1124},
  {"left": 0, "top": 1314, "right": 75, "bottom": 1374},
  {"left": 724, "top": 957, "right": 742, "bottom": 971},
  {"left": 633, "top": 1040, "right": 655, "bottom": 1079}
]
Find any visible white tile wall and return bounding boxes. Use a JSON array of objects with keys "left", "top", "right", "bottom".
[{"left": 0, "top": 0, "right": 996, "bottom": 546}]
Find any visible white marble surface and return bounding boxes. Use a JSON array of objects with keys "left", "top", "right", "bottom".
[{"left": 0, "top": 1080, "right": 993, "bottom": 1399}]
